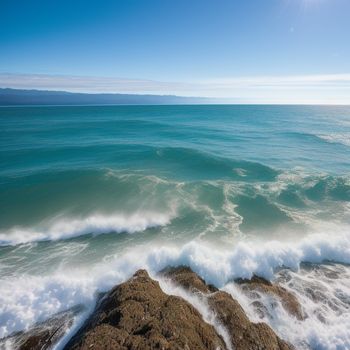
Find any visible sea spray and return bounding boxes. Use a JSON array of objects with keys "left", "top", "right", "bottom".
[
  {"left": 1, "top": 232, "right": 350, "bottom": 341},
  {"left": 1, "top": 105, "right": 350, "bottom": 349}
]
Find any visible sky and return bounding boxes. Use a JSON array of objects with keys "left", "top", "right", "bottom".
[{"left": 1, "top": 0, "right": 350, "bottom": 103}]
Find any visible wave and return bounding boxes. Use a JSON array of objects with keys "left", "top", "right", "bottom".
[
  {"left": 1, "top": 168, "right": 350, "bottom": 245},
  {"left": 150, "top": 147, "right": 279, "bottom": 181},
  {"left": 225, "top": 263, "right": 350, "bottom": 350},
  {"left": 1, "top": 231, "right": 350, "bottom": 343},
  {"left": 316, "top": 133, "right": 350, "bottom": 147},
  {"left": 2, "top": 145, "right": 281, "bottom": 182},
  {"left": 0, "top": 212, "right": 173, "bottom": 245}
]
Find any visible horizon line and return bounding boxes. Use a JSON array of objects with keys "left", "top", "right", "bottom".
[
  {"left": 1, "top": 70, "right": 350, "bottom": 105},
  {"left": 0, "top": 86, "right": 350, "bottom": 107},
  {"left": 1, "top": 87, "right": 350, "bottom": 106}
]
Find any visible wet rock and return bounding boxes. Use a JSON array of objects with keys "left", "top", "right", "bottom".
[
  {"left": 5, "top": 268, "right": 298, "bottom": 350},
  {"left": 250, "top": 300, "right": 272, "bottom": 320},
  {"left": 207, "top": 290, "right": 292, "bottom": 350},
  {"left": 0, "top": 306, "right": 82, "bottom": 350},
  {"left": 64, "top": 269, "right": 227, "bottom": 350},
  {"left": 162, "top": 266, "right": 294, "bottom": 350},
  {"left": 236, "top": 275, "right": 305, "bottom": 321},
  {"left": 161, "top": 265, "right": 218, "bottom": 294}
]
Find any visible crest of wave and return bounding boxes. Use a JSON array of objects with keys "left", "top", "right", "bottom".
[
  {"left": 0, "top": 211, "right": 174, "bottom": 246},
  {"left": 1, "top": 230, "right": 350, "bottom": 348}
]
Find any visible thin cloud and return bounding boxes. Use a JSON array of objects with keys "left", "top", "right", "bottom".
[{"left": 0, "top": 72, "right": 349, "bottom": 104}]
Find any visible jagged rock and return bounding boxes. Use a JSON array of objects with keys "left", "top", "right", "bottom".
[
  {"left": 207, "top": 290, "right": 292, "bottom": 350},
  {"left": 0, "top": 306, "right": 82, "bottom": 350},
  {"left": 64, "top": 269, "right": 227, "bottom": 350},
  {"left": 3, "top": 268, "right": 298, "bottom": 350},
  {"left": 162, "top": 266, "right": 294, "bottom": 350},
  {"left": 236, "top": 275, "right": 305, "bottom": 320},
  {"left": 161, "top": 266, "right": 218, "bottom": 294}
]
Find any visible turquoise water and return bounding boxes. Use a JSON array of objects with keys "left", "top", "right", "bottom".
[
  {"left": 1, "top": 105, "right": 350, "bottom": 349},
  {"left": 1, "top": 105, "right": 349, "bottom": 232}
]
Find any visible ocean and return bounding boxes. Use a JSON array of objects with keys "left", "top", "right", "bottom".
[{"left": 0, "top": 105, "right": 350, "bottom": 349}]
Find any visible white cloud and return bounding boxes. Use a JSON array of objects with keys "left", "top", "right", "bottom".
[{"left": 0, "top": 72, "right": 350, "bottom": 104}]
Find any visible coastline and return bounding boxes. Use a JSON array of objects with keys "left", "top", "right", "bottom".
[
  {"left": 3, "top": 266, "right": 299, "bottom": 350},
  {"left": 1, "top": 105, "right": 350, "bottom": 349}
]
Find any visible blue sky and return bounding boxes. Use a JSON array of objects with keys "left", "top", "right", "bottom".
[{"left": 1, "top": 0, "right": 350, "bottom": 103}]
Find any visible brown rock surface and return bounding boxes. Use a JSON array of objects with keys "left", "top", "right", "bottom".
[
  {"left": 162, "top": 266, "right": 294, "bottom": 350},
  {"left": 161, "top": 266, "right": 218, "bottom": 294},
  {"left": 3, "top": 268, "right": 298, "bottom": 350},
  {"left": 64, "top": 269, "right": 227, "bottom": 350},
  {"left": 207, "top": 290, "right": 292, "bottom": 350},
  {"left": 236, "top": 275, "right": 305, "bottom": 320}
]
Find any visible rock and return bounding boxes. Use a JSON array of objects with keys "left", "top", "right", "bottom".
[
  {"left": 3, "top": 268, "right": 298, "bottom": 350},
  {"left": 0, "top": 306, "right": 82, "bottom": 350},
  {"left": 207, "top": 291, "right": 292, "bottom": 350},
  {"left": 236, "top": 275, "right": 305, "bottom": 320},
  {"left": 161, "top": 266, "right": 218, "bottom": 294},
  {"left": 64, "top": 269, "right": 227, "bottom": 350},
  {"left": 162, "top": 266, "right": 294, "bottom": 350}
]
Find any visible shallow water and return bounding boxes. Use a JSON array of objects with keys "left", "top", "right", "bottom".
[{"left": 0, "top": 105, "right": 349, "bottom": 349}]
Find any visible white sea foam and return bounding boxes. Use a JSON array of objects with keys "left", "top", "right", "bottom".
[
  {"left": 224, "top": 264, "right": 350, "bottom": 350},
  {"left": 0, "top": 230, "right": 350, "bottom": 348},
  {"left": 317, "top": 132, "right": 350, "bottom": 147},
  {"left": 0, "top": 274, "right": 95, "bottom": 339},
  {"left": 0, "top": 212, "right": 173, "bottom": 246}
]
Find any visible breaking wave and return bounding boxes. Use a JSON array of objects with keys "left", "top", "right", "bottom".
[
  {"left": 0, "top": 212, "right": 174, "bottom": 245},
  {"left": 316, "top": 132, "right": 350, "bottom": 147},
  {"left": 1, "top": 168, "right": 349, "bottom": 247},
  {"left": 1, "top": 230, "right": 350, "bottom": 348}
]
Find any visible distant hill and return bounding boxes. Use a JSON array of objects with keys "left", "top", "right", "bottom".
[{"left": 0, "top": 88, "right": 211, "bottom": 106}]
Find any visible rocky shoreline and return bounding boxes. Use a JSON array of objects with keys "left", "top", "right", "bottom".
[{"left": 2, "top": 266, "right": 302, "bottom": 350}]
